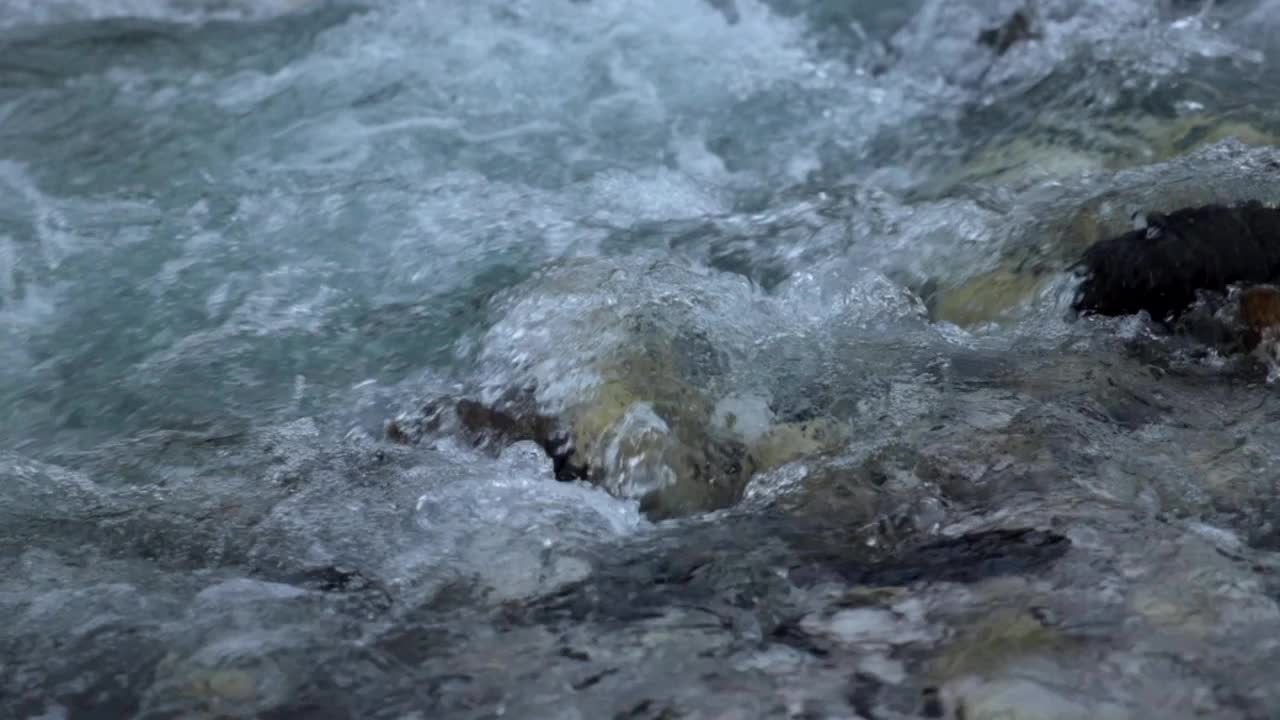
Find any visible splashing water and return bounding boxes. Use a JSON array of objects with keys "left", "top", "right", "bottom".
[{"left": 6, "top": 0, "right": 1280, "bottom": 717}]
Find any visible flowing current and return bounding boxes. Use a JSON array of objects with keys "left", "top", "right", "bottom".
[{"left": 5, "top": 1, "right": 1280, "bottom": 718}]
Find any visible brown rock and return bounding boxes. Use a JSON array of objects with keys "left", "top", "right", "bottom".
[{"left": 1239, "top": 285, "right": 1280, "bottom": 334}]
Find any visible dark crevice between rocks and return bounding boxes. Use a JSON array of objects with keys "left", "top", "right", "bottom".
[
  {"left": 921, "top": 686, "right": 946, "bottom": 718},
  {"left": 769, "top": 620, "right": 832, "bottom": 658},
  {"left": 503, "top": 519, "right": 1070, "bottom": 630},
  {"left": 572, "top": 667, "right": 620, "bottom": 691},
  {"left": 977, "top": 8, "right": 1041, "bottom": 57},
  {"left": 385, "top": 394, "right": 588, "bottom": 482},
  {"left": 846, "top": 672, "right": 884, "bottom": 719},
  {"left": 614, "top": 699, "right": 686, "bottom": 720},
  {"left": 795, "top": 527, "right": 1071, "bottom": 588}
]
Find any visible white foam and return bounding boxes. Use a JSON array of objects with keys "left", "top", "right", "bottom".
[
  {"left": 395, "top": 448, "right": 645, "bottom": 599},
  {"left": 194, "top": 578, "right": 309, "bottom": 605},
  {"left": 0, "top": 161, "right": 76, "bottom": 272},
  {"left": 711, "top": 393, "right": 775, "bottom": 444},
  {"left": 587, "top": 168, "right": 727, "bottom": 223}
]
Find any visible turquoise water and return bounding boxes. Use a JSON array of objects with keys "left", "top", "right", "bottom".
[{"left": 1, "top": 0, "right": 1273, "bottom": 452}]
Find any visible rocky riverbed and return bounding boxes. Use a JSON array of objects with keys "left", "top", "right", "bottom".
[{"left": 4, "top": 1, "right": 1280, "bottom": 718}]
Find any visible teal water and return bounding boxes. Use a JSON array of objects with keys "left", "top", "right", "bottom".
[{"left": 1, "top": 0, "right": 1274, "bottom": 452}]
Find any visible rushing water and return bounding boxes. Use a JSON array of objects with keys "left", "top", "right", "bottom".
[{"left": 5, "top": 0, "right": 1280, "bottom": 718}]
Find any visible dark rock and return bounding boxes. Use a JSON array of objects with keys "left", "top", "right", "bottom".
[
  {"left": 260, "top": 564, "right": 395, "bottom": 616},
  {"left": 614, "top": 699, "right": 684, "bottom": 720},
  {"left": 1071, "top": 202, "right": 1280, "bottom": 323},
  {"left": 769, "top": 619, "right": 832, "bottom": 657},
  {"left": 873, "top": 527, "right": 1069, "bottom": 584},
  {"left": 1249, "top": 525, "right": 1280, "bottom": 552},
  {"left": 1165, "top": 289, "right": 1255, "bottom": 356},
  {"left": 384, "top": 391, "right": 752, "bottom": 520},
  {"left": 259, "top": 701, "right": 353, "bottom": 720},
  {"left": 510, "top": 519, "right": 1069, "bottom": 632},
  {"left": 559, "top": 647, "right": 592, "bottom": 662},
  {"left": 811, "top": 528, "right": 1072, "bottom": 587},
  {"left": 977, "top": 10, "right": 1040, "bottom": 56},
  {"left": 453, "top": 398, "right": 585, "bottom": 480},
  {"left": 298, "top": 564, "right": 382, "bottom": 594},
  {"left": 847, "top": 671, "right": 885, "bottom": 719},
  {"left": 703, "top": 0, "right": 739, "bottom": 25},
  {"left": 921, "top": 686, "right": 946, "bottom": 718},
  {"left": 385, "top": 395, "right": 586, "bottom": 481},
  {"left": 572, "top": 667, "right": 619, "bottom": 691}
]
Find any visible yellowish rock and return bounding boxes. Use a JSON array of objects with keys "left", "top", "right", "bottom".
[
  {"left": 929, "top": 112, "right": 1277, "bottom": 195},
  {"left": 1130, "top": 590, "right": 1200, "bottom": 632},
  {"left": 744, "top": 417, "right": 848, "bottom": 474},
  {"left": 928, "top": 608, "right": 1071, "bottom": 680},
  {"left": 172, "top": 667, "right": 259, "bottom": 705},
  {"left": 205, "top": 669, "right": 257, "bottom": 702},
  {"left": 935, "top": 137, "right": 1108, "bottom": 190},
  {"left": 1147, "top": 115, "right": 1277, "bottom": 161},
  {"left": 946, "top": 676, "right": 1131, "bottom": 720},
  {"left": 930, "top": 267, "right": 1049, "bottom": 327}
]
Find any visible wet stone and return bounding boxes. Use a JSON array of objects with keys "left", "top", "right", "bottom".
[
  {"left": 385, "top": 388, "right": 778, "bottom": 520},
  {"left": 1240, "top": 285, "right": 1280, "bottom": 334},
  {"left": 925, "top": 266, "right": 1048, "bottom": 327},
  {"left": 507, "top": 517, "right": 1071, "bottom": 638},
  {"left": 293, "top": 565, "right": 380, "bottom": 593},
  {"left": 1071, "top": 202, "right": 1280, "bottom": 325},
  {"left": 944, "top": 675, "right": 1131, "bottom": 720},
  {"left": 815, "top": 528, "right": 1072, "bottom": 588},
  {"left": 927, "top": 608, "right": 1079, "bottom": 680}
]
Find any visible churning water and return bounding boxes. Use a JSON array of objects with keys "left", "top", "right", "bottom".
[{"left": 5, "top": 0, "right": 1280, "bottom": 718}]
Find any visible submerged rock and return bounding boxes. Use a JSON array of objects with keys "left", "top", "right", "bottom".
[
  {"left": 385, "top": 391, "right": 855, "bottom": 520},
  {"left": 925, "top": 264, "right": 1050, "bottom": 327},
  {"left": 944, "top": 674, "right": 1131, "bottom": 720},
  {"left": 921, "top": 116, "right": 1279, "bottom": 196},
  {"left": 385, "top": 395, "right": 582, "bottom": 480},
  {"left": 382, "top": 258, "right": 882, "bottom": 520}
]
